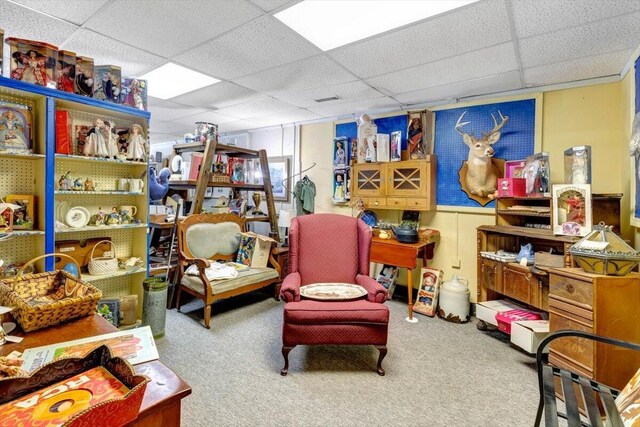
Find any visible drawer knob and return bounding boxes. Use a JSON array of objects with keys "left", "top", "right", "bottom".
[
  {"left": 565, "top": 283, "right": 575, "bottom": 294},
  {"left": 374, "top": 201, "right": 379, "bottom": 206}
]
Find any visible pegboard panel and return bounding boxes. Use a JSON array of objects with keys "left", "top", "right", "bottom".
[
  {"left": 56, "top": 228, "right": 146, "bottom": 260},
  {"left": 56, "top": 158, "right": 146, "bottom": 192},
  {"left": 54, "top": 194, "right": 145, "bottom": 224},
  {"left": 88, "top": 273, "right": 145, "bottom": 317},
  {"left": 0, "top": 91, "right": 37, "bottom": 111},
  {"left": 0, "top": 157, "right": 40, "bottom": 195},
  {"left": 0, "top": 234, "right": 41, "bottom": 268}
]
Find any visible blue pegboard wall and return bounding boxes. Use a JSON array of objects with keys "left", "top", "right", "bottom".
[
  {"left": 335, "top": 114, "right": 408, "bottom": 150},
  {"left": 635, "top": 57, "right": 640, "bottom": 114},
  {"left": 634, "top": 58, "right": 640, "bottom": 217},
  {"left": 434, "top": 99, "right": 536, "bottom": 207}
]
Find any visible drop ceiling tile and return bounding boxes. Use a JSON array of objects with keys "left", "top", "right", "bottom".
[
  {"left": 171, "top": 82, "right": 262, "bottom": 109},
  {"left": 234, "top": 55, "right": 357, "bottom": 94},
  {"left": 9, "top": 0, "right": 110, "bottom": 25},
  {"left": 148, "top": 101, "right": 207, "bottom": 122},
  {"left": 219, "top": 120, "right": 262, "bottom": 133},
  {"left": 511, "top": 0, "right": 640, "bottom": 39},
  {"left": 150, "top": 120, "right": 185, "bottom": 135},
  {"left": 59, "top": 29, "right": 164, "bottom": 76},
  {"left": 271, "top": 81, "right": 384, "bottom": 108},
  {"left": 215, "top": 96, "right": 298, "bottom": 120},
  {"left": 523, "top": 50, "right": 631, "bottom": 87},
  {"left": 0, "top": 1, "right": 78, "bottom": 45},
  {"left": 519, "top": 12, "right": 640, "bottom": 68},
  {"left": 170, "top": 111, "right": 237, "bottom": 127},
  {"left": 250, "top": 0, "right": 296, "bottom": 12},
  {"left": 250, "top": 109, "right": 323, "bottom": 126},
  {"left": 366, "top": 43, "right": 519, "bottom": 95},
  {"left": 307, "top": 96, "right": 401, "bottom": 118},
  {"left": 173, "top": 15, "right": 320, "bottom": 80},
  {"left": 394, "top": 71, "right": 523, "bottom": 105},
  {"left": 329, "top": 0, "right": 511, "bottom": 79},
  {"left": 150, "top": 133, "right": 182, "bottom": 144},
  {"left": 84, "top": 0, "right": 261, "bottom": 58}
]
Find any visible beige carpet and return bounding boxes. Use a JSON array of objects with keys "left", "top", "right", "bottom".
[{"left": 155, "top": 291, "right": 539, "bottom": 426}]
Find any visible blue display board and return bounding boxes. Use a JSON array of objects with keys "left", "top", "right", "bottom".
[
  {"left": 634, "top": 57, "right": 640, "bottom": 218},
  {"left": 335, "top": 114, "right": 408, "bottom": 150},
  {"left": 434, "top": 99, "right": 536, "bottom": 207}
]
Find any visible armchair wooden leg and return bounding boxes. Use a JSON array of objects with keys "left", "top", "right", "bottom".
[
  {"left": 275, "top": 283, "right": 282, "bottom": 301},
  {"left": 175, "top": 288, "right": 182, "bottom": 313},
  {"left": 204, "top": 304, "right": 211, "bottom": 329},
  {"left": 375, "top": 345, "right": 387, "bottom": 376},
  {"left": 281, "top": 346, "right": 295, "bottom": 376}
]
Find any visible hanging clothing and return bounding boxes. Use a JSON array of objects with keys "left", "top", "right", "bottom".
[{"left": 293, "top": 178, "right": 316, "bottom": 215}]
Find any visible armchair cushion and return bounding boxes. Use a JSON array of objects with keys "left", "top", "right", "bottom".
[
  {"left": 186, "top": 222, "right": 241, "bottom": 259},
  {"left": 284, "top": 299, "right": 389, "bottom": 325},
  {"left": 280, "top": 272, "right": 302, "bottom": 303},
  {"left": 181, "top": 267, "right": 278, "bottom": 296}
]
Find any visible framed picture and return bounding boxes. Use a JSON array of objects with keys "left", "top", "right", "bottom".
[
  {"left": 6, "top": 194, "right": 35, "bottom": 230},
  {"left": 268, "top": 156, "right": 292, "bottom": 202},
  {"left": 504, "top": 160, "right": 526, "bottom": 179},
  {"left": 413, "top": 268, "right": 443, "bottom": 317},
  {"left": 552, "top": 184, "right": 592, "bottom": 236},
  {"left": 0, "top": 103, "right": 33, "bottom": 155},
  {"left": 390, "top": 131, "right": 402, "bottom": 161},
  {"left": 376, "top": 264, "right": 399, "bottom": 300}
]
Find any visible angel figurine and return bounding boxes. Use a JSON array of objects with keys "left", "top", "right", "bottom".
[{"left": 126, "top": 124, "right": 147, "bottom": 161}]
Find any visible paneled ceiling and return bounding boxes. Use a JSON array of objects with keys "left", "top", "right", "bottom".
[{"left": 2, "top": 0, "right": 640, "bottom": 144}]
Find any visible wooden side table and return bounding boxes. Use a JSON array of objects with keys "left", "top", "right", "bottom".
[{"left": 369, "top": 236, "right": 436, "bottom": 323}]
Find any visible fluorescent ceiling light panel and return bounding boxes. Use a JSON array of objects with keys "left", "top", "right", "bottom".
[
  {"left": 139, "top": 63, "right": 220, "bottom": 99},
  {"left": 275, "top": 0, "right": 478, "bottom": 51}
]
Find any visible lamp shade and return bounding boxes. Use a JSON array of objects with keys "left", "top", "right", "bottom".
[{"left": 278, "top": 210, "right": 293, "bottom": 227}]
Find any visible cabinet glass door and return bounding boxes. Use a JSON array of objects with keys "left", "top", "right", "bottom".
[
  {"left": 386, "top": 160, "right": 426, "bottom": 197},
  {"left": 353, "top": 164, "right": 385, "bottom": 197}
]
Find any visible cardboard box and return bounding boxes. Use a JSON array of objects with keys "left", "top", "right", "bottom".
[
  {"left": 189, "top": 153, "right": 204, "bottom": 180},
  {"left": 475, "top": 300, "right": 524, "bottom": 326},
  {"left": 510, "top": 320, "right": 549, "bottom": 354},
  {"left": 498, "top": 178, "right": 526, "bottom": 197},
  {"left": 236, "top": 232, "right": 276, "bottom": 268},
  {"left": 496, "top": 309, "right": 545, "bottom": 334}
]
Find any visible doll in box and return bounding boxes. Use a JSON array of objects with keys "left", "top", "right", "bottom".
[
  {"left": 334, "top": 172, "right": 346, "bottom": 200},
  {"left": 11, "top": 50, "right": 49, "bottom": 86},
  {"left": 126, "top": 124, "right": 146, "bottom": 161},
  {"left": 104, "top": 120, "right": 119, "bottom": 159}
]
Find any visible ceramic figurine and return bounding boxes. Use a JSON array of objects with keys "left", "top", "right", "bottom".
[
  {"left": 120, "top": 209, "right": 132, "bottom": 224},
  {"left": 96, "top": 207, "right": 106, "bottom": 225},
  {"left": 357, "top": 114, "right": 377, "bottom": 164},
  {"left": 74, "top": 56, "right": 94, "bottom": 97},
  {"left": 72, "top": 178, "right": 84, "bottom": 191},
  {"left": 58, "top": 171, "right": 72, "bottom": 190},
  {"left": 126, "top": 124, "right": 147, "bottom": 161},
  {"left": 107, "top": 207, "right": 120, "bottom": 225},
  {"left": 84, "top": 178, "right": 95, "bottom": 192}
]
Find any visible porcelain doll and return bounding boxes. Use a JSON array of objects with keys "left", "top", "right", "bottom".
[
  {"left": 75, "top": 63, "right": 93, "bottom": 96},
  {"left": 107, "top": 207, "right": 120, "bottom": 225},
  {"left": 84, "top": 118, "right": 109, "bottom": 157},
  {"left": 56, "top": 60, "right": 74, "bottom": 92},
  {"left": 84, "top": 178, "right": 95, "bottom": 192},
  {"left": 408, "top": 117, "right": 425, "bottom": 159},
  {"left": 126, "top": 124, "right": 146, "bottom": 161},
  {"left": 96, "top": 207, "right": 106, "bottom": 225},
  {"left": 11, "top": 50, "right": 49, "bottom": 86},
  {"left": 103, "top": 120, "right": 119, "bottom": 159}
]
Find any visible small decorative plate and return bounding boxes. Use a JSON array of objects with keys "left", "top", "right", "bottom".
[
  {"left": 300, "top": 283, "right": 368, "bottom": 301},
  {"left": 65, "top": 206, "right": 91, "bottom": 228},
  {"left": 358, "top": 210, "right": 377, "bottom": 227}
]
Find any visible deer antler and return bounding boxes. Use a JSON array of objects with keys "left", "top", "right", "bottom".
[
  {"left": 455, "top": 111, "right": 471, "bottom": 137},
  {"left": 483, "top": 110, "right": 509, "bottom": 138}
]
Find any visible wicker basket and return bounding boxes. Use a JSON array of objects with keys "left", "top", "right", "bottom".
[
  {"left": 87, "top": 240, "right": 118, "bottom": 276},
  {"left": 211, "top": 173, "right": 230, "bottom": 183},
  {"left": 0, "top": 254, "right": 102, "bottom": 332}
]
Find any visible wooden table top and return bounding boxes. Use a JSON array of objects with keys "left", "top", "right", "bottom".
[
  {"left": 0, "top": 315, "right": 192, "bottom": 415},
  {"left": 371, "top": 236, "right": 432, "bottom": 249}
]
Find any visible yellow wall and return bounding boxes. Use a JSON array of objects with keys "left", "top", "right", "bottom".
[{"left": 300, "top": 81, "right": 628, "bottom": 302}]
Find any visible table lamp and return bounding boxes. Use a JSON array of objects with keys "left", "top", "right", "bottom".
[{"left": 278, "top": 210, "right": 293, "bottom": 247}]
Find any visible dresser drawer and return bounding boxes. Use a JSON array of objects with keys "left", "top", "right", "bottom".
[
  {"left": 386, "top": 197, "right": 407, "bottom": 208},
  {"left": 549, "top": 273, "right": 593, "bottom": 308},
  {"left": 549, "top": 304, "right": 594, "bottom": 374},
  {"left": 480, "top": 258, "right": 503, "bottom": 294},
  {"left": 406, "top": 198, "right": 427, "bottom": 209},
  {"left": 502, "top": 264, "right": 533, "bottom": 305},
  {"left": 367, "top": 197, "right": 387, "bottom": 208}
]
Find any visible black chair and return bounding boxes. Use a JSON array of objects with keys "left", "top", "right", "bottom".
[{"left": 535, "top": 330, "right": 640, "bottom": 427}]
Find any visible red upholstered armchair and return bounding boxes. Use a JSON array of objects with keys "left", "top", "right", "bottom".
[{"left": 279, "top": 213, "right": 390, "bottom": 376}]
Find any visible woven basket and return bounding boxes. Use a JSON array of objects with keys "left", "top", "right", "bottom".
[
  {"left": 211, "top": 173, "right": 230, "bottom": 183},
  {"left": 0, "top": 254, "right": 102, "bottom": 332},
  {"left": 87, "top": 240, "right": 118, "bottom": 276}
]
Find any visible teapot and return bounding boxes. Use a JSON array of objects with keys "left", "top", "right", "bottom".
[
  {"left": 390, "top": 224, "right": 419, "bottom": 243},
  {"left": 438, "top": 275, "right": 470, "bottom": 323}
]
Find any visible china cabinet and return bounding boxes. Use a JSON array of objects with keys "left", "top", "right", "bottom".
[{"left": 0, "top": 76, "right": 150, "bottom": 317}]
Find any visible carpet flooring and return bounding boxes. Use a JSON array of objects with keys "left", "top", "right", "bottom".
[{"left": 155, "top": 291, "right": 540, "bottom": 427}]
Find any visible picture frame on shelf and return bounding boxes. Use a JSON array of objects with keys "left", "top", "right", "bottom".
[
  {"left": 6, "top": 194, "right": 35, "bottom": 230},
  {"left": 0, "top": 103, "right": 33, "bottom": 155},
  {"left": 413, "top": 268, "right": 443, "bottom": 317},
  {"left": 552, "top": 184, "right": 592, "bottom": 237},
  {"left": 504, "top": 159, "right": 526, "bottom": 179},
  {"left": 268, "top": 156, "right": 292, "bottom": 202},
  {"left": 376, "top": 264, "right": 399, "bottom": 300}
]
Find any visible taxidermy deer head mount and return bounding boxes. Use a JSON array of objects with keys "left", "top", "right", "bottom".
[{"left": 455, "top": 110, "right": 509, "bottom": 198}]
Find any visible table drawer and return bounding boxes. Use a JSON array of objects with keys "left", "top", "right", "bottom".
[
  {"left": 367, "top": 197, "right": 387, "bottom": 208},
  {"left": 406, "top": 198, "right": 427, "bottom": 209},
  {"left": 549, "top": 273, "right": 593, "bottom": 308},
  {"left": 502, "top": 264, "right": 533, "bottom": 305},
  {"left": 386, "top": 197, "right": 407, "bottom": 208},
  {"left": 480, "top": 258, "right": 503, "bottom": 294},
  {"left": 549, "top": 305, "right": 594, "bottom": 373}
]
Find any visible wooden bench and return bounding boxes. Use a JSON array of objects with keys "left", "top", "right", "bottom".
[{"left": 535, "top": 330, "right": 640, "bottom": 427}]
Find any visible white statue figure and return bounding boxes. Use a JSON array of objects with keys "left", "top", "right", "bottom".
[
  {"left": 357, "top": 113, "right": 377, "bottom": 164},
  {"left": 126, "top": 124, "right": 146, "bottom": 161}
]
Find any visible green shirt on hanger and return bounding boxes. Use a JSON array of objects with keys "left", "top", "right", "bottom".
[{"left": 293, "top": 178, "right": 316, "bottom": 216}]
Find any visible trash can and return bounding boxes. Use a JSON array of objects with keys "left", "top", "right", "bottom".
[{"left": 142, "top": 277, "right": 168, "bottom": 337}]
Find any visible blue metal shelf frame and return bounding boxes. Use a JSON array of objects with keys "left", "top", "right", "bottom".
[{"left": 0, "top": 76, "right": 151, "bottom": 273}]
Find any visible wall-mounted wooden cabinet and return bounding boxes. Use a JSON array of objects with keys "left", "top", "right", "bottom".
[{"left": 351, "top": 156, "right": 437, "bottom": 211}]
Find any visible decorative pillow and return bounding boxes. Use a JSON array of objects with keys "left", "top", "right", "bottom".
[{"left": 616, "top": 367, "right": 640, "bottom": 426}]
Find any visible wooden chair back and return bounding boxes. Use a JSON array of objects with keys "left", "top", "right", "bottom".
[{"left": 177, "top": 213, "right": 246, "bottom": 262}]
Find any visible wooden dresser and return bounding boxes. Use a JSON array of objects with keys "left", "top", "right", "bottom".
[{"left": 548, "top": 268, "right": 640, "bottom": 390}]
